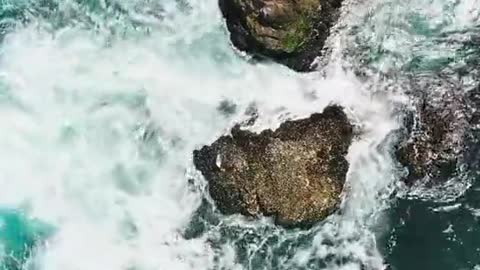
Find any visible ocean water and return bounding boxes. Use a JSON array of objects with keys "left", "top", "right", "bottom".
[{"left": 0, "top": 0, "right": 477, "bottom": 270}]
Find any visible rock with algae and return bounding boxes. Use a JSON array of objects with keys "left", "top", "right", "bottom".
[
  {"left": 219, "top": 0, "right": 343, "bottom": 71},
  {"left": 193, "top": 105, "right": 353, "bottom": 227}
]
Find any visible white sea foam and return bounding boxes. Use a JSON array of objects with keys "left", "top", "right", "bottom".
[{"left": 0, "top": 0, "right": 419, "bottom": 269}]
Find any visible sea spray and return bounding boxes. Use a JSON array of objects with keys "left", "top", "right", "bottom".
[
  {"left": 0, "top": 0, "right": 477, "bottom": 269},
  {"left": 0, "top": 1, "right": 399, "bottom": 268},
  {"left": 0, "top": 209, "right": 53, "bottom": 270}
]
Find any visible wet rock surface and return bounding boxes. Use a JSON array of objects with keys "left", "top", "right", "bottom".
[
  {"left": 395, "top": 72, "right": 480, "bottom": 186},
  {"left": 193, "top": 105, "right": 353, "bottom": 227},
  {"left": 219, "top": 0, "right": 343, "bottom": 71}
]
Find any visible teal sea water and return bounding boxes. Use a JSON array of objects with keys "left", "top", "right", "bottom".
[
  {"left": 0, "top": 209, "right": 53, "bottom": 270},
  {"left": 0, "top": 0, "right": 477, "bottom": 270}
]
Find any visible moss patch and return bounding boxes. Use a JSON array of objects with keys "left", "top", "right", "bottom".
[{"left": 281, "top": 15, "right": 312, "bottom": 52}]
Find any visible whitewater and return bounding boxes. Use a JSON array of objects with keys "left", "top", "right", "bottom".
[{"left": 0, "top": 0, "right": 478, "bottom": 269}]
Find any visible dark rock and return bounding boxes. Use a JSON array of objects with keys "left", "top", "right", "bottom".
[
  {"left": 219, "top": 0, "right": 343, "bottom": 71},
  {"left": 464, "top": 84, "right": 480, "bottom": 171},
  {"left": 193, "top": 105, "right": 353, "bottom": 227},
  {"left": 395, "top": 74, "right": 474, "bottom": 185}
]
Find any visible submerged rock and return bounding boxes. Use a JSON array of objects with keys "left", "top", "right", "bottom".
[
  {"left": 193, "top": 105, "right": 353, "bottom": 227},
  {"left": 395, "top": 74, "right": 477, "bottom": 185},
  {"left": 219, "top": 0, "right": 343, "bottom": 71}
]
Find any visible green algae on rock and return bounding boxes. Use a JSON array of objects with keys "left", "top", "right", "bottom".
[
  {"left": 193, "top": 105, "right": 353, "bottom": 227},
  {"left": 219, "top": 0, "right": 343, "bottom": 71}
]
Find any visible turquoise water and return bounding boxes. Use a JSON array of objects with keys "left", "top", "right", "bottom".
[
  {"left": 0, "top": 209, "right": 53, "bottom": 270},
  {"left": 0, "top": 0, "right": 477, "bottom": 270}
]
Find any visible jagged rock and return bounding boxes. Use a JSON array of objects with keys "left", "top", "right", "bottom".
[
  {"left": 219, "top": 0, "right": 343, "bottom": 71},
  {"left": 464, "top": 85, "right": 480, "bottom": 175},
  {"left": 193, "top": 105, "right": 353, "bottom": 227},
  {"left": 395, "top": 74, "right": 476, "bottom": 185}
]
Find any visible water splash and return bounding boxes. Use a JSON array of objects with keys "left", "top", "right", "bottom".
[
  {"left": 0, "top": 0, "right": 477, "bottom": 269},
  {"left": 0, "top": 209, "right": 53, "bottom": 270}
]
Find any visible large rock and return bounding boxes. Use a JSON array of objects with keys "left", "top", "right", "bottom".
[
  {"left": 193, "top": 105, "right": 353, "bottom": 227},
  {"left": 395, "top": 73, "right": 478, "bottom": 185},
  {"left": 219, "top": 0, "right": 343, "bottom": 71}
]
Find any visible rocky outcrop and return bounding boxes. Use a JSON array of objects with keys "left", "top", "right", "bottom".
[
  {"left": 395, "top": 73, "right": 478, "bottom": 185},
  {"left": 219, "top": 0, "right": 343, "bottom": 71},
  {"left": 193, "top": 105, "right": 353, "bottom": 227}
]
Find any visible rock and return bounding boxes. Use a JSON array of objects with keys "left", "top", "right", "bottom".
[
  {"left": 219, "top": 0, "right": 343, "bottom": 71},
  {"left": 464, "top": 84, "right": 480, "bottom": 172},
  {"left": 395, "top": 74, "right": 474, "bottom": 185},
  {"left": 193, "top": 105, "right": 353, "bottom": 227}
]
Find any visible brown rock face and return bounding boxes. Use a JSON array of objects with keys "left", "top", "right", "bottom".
[
  {"left": 193, "top": 105, "right": 353, "bottom": 227},
  {"left": 219, "top": 0, "right": 343, "bottom": 71}
]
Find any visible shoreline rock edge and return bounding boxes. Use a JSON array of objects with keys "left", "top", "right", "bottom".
[{"left": 193, "top": 105, "right": 353, "bottom": 227}]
